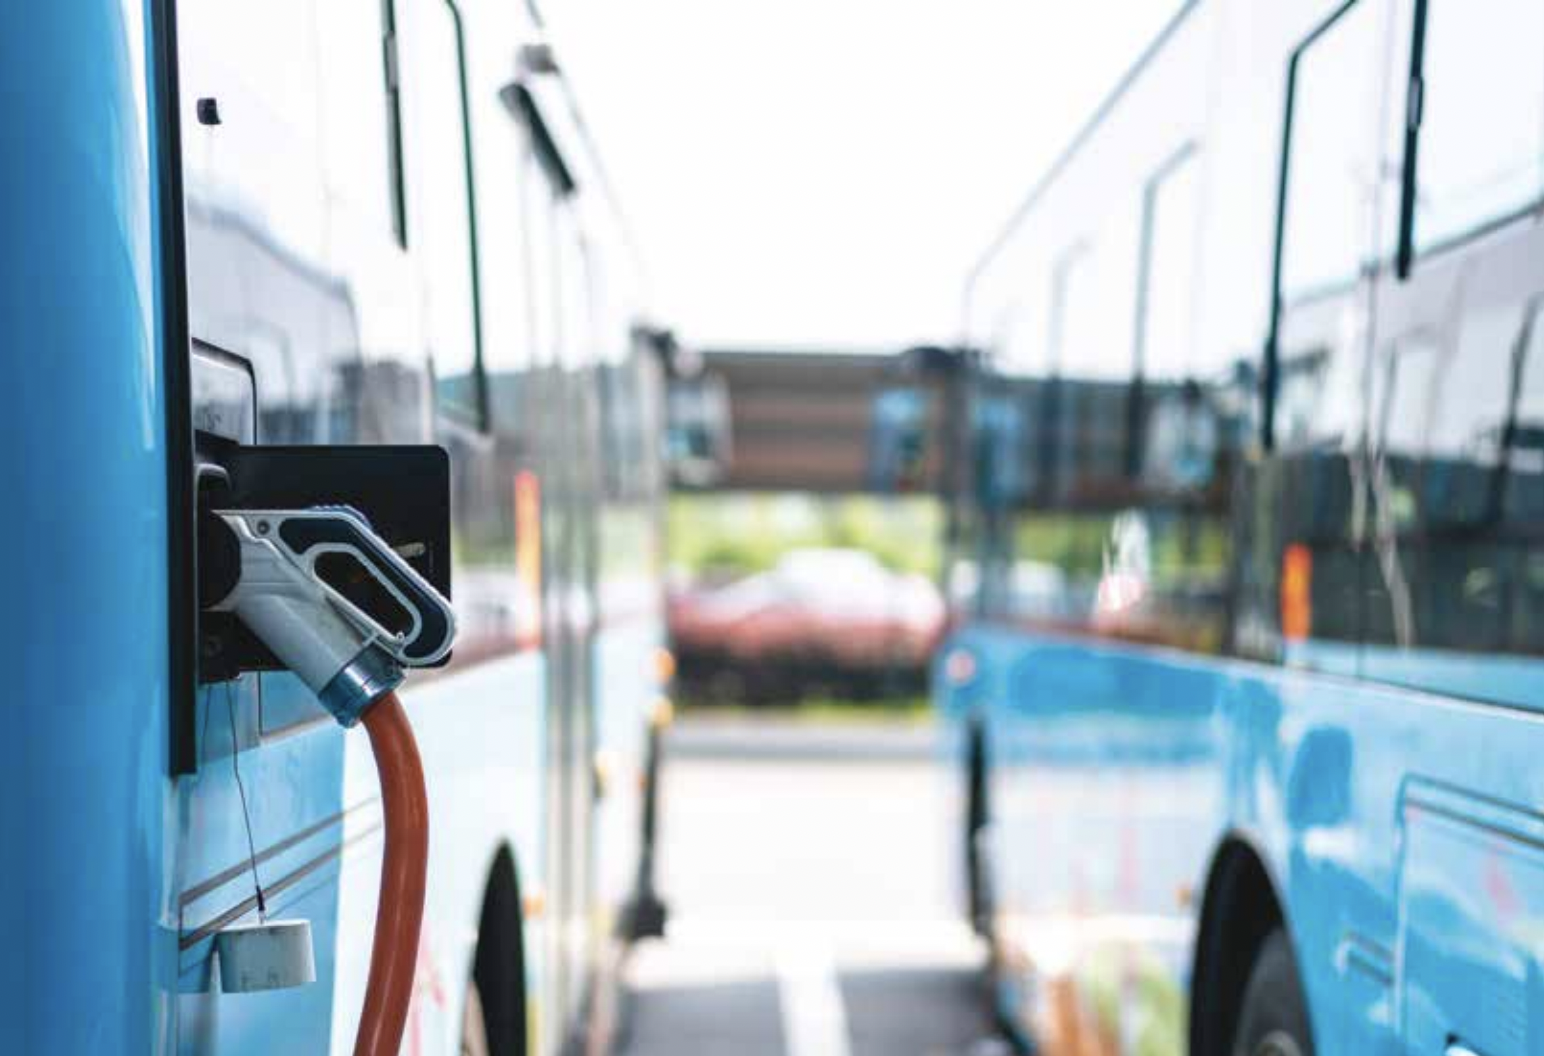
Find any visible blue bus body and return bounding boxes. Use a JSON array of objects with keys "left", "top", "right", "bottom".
[
  {"left": 2, "top": 2, "right": 670, "bottom": 1053},
  {"left": 942, "top": 2, "right": 1544, "bottom": 1053},
  {"left": 3, "top": 4, "right": 172, "bottom": 1051}
]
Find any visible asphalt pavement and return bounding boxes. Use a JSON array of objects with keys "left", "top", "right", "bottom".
[{"left": 614, "top": 716, "right": 1008, "bottom": 1056}]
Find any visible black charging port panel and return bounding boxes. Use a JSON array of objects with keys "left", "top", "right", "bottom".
[{"left": 194, "top": 436, "right": 453, "bottom": 683}]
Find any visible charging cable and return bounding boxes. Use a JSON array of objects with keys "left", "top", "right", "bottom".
[{"left": 209, "top": 506, "right": 455, "bottom": 1056}]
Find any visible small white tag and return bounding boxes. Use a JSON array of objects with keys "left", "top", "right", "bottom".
[{"left": 215, "top": 918, "right": 316, "bottom": 993}]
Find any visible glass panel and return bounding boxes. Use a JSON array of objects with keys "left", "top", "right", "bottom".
[
  {"left": 524, "top": 153, "right": 559, "bottom": 369},
  {"left": 1281, "top": 1, "right": 1382, "bottom": 300},
  {"left": 555, "top": 204, "right": 591, "bottom": 371},
  {"left": 411, "top": 0, "right": 481, "bottom": 424},
  {"left": 315, "top": 1, "right": 394, "bottom": 235},
  {"left": 1138, "top": 152, "right": 1224, "bottom": 494},
  {"left": 1501, "top": 321, "right": 1544, "bottom": 650},
  {"left": 1140, "top": 153, "right": 1200, "bottom": 383},
  {"left": 1415, "top": 0, "right": 1544, "bottom": 252}
]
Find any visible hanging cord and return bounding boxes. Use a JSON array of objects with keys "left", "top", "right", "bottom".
[{"left": 226, "top": 682, "right": 268, "bottom": 920}]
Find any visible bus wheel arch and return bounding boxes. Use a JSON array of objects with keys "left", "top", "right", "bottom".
[
  {"left": 468, "top": 844, "right": 529, "bottom": 1056},
  {"left": 1189, "top": 834, "right": 1302, "bottom": 1056}
]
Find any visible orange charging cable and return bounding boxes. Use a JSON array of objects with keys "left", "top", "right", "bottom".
[{"left": 353, "top": 691, "right": 429, "bottom": 1056}]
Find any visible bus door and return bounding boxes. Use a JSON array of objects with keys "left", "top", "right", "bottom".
[
  {"left": 1266, "top": 0, "right": 1398, "bottom": 672},
  {"left": 554, "top": 199, "right": 605, "bottom": 1024},
  {"left": 522, "top": 102, "right": 600, "bottom": 1047}
]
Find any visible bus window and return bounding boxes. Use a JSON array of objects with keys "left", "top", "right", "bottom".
[
  {"left": 1280, "top": 0, "right": 1382, "bottom": 302},
  {"left": 523, "top": 149, "right": 560, "bottom": 369},
  {"left": 869, "top": 387, "right": 929, "bottom": 494},
  {"left": 412, "top": 0, "right": 485, "bottom": 428},
  {"left": 1503, "top": 310, "right": 1544, "bottom": 647},
  {"left": 1376, "top": 336, "right": 1445, "bottom": 531},
  {"left": 1135, "top": 147, "right": 1199, "bottom": 386},
  {"left": 1413, "top": 0, "right": 1544, "bottom": 255},
  {"left": 1505, "top": 305, "right": 1544, "bottom": 519},
  {"left": 972, "top": 391, "right": 1027, "bottom": 511},
  {"left": 1267, "top": 2, "right": 1387, "bottom": 663},
  {"left": 315, "top": 1, "right": 398, "bottom": 240},
  {"left": 176, "top": 0, "right": 329, "bottom": 397},
  {"left": 1135, "top": 147, "right": 1214, "bottom": 493},
  {"left": 1048, "top": 242, "right": 1095, "bottom": 376},
  {"left": 1044, "top": 243, "right": 1132, "bottom": 505},
  {"left": 665, "top": 372, "right": 731, "bottom": 488},
  {"left": 1365, "top": 299, "right": 1544, "bottom": 663}
]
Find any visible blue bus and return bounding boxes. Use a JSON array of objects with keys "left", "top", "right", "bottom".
[
  {"left": 938, "top": 2, "right": 1544, "bottom": 1053},
  {"left": 4, "top": 2, "right": 680, "bottom": 1053}
]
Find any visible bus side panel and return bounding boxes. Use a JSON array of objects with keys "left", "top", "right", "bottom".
[
  {"left": 1397, "top": 781, "right": 1544, "bottom": 1056},
  {"left": 944, "top": 622, "right": 1544, "bottom": 1056},
  {"left": 0, "top": 1, "right": 176, "bottom": 1052},
  {"left": 941, "top": 626, "right": 1227, "bottom": 1054},
  {"left": 592, "top": 616, "right": 664, "bottom": 922},
  {"left": 174, "top": 713, "right": 347, "bottom": 1054},
  {"left": 328, "top": 653, "right": 551, "bottom": 1055}
]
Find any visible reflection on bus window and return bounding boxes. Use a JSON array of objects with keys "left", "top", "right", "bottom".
[
  {"left": 1281, "top": 0, "right": 1381, "bottom": 300},
  {"left": 415, "top": 0, "right": 482, "bottom": 426},
  {"left": 1368, "top": 299, "right": 1544, "bottom": 661},
  {"left": 1144, "top": 380, "right": 1218, "bottom": 492},
  {"left": 665, "top": 373, "right": 730, "bottom": 488},
  {"left": 869, "top": 387, "right": 928, "bottom": 494},
  {"left": 316, "top": 1, "right": 396, "bottom": 237},
  {"left": 959, "top": 369, "right": 1243, "bottom": 653},
  {"left": 971, "top": 393, "right": 1027, "bottom": 509},
  {"left": 1415, "top": 0, "right": 1544, "bottom": 253},
  {"left": 1137, "top": 149, "right": 1200, "bottom": 383}
]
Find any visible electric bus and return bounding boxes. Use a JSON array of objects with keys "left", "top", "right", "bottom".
[
  {"left": 3, "top": 2, "right": 679, "bottom": 1053},
  {"left": 937, "top": 2, "right": 1544, "bottom": 1053}
]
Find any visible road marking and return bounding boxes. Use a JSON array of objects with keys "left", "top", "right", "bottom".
[{"left": 777, "top": 939, "right": 851, "bottom": 1056}]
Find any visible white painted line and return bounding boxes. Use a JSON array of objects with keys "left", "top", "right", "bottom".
[
  {"left": 669, "top": 916, "right": 977, "bottom": 948},
  {"left": 777, "top": 939, "right": 851, "bottom": 1056}
]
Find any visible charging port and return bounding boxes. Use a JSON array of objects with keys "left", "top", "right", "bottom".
[{"left": 193, "top": 442, "right": 453, "bottom": 684}]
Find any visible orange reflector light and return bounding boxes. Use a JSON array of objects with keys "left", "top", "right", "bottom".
[
  {"left": 652, "top": 647, "right": 676, "bottom": 684},
  {"left": 1281, "top": 543, "right": 1312, "bottom": 641}
]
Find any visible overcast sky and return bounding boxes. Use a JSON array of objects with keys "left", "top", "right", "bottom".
[{"left": 546, "top": 2, "right": 1178, "bottom": 351}]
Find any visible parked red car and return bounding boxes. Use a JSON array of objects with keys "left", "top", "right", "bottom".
[{"left": 669, "top": 549, "right": 944, "bottom": 703}]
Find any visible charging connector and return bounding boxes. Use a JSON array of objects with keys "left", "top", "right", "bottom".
[
  {"left": 206, "top": 503, "right": 453, "bottom": 1056},
  {"left": 209, "top": 506, "right": 455, "bottom": 726}
]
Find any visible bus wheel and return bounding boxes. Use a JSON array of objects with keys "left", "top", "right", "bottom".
[
  {"left": 1232, "top": 930, "right": 1313, "bottom": 1056},
  {"left": 472, "top": 851, "right": 529, "bottom": 1056},
  {"left": 965, "top": 721, "right": 992, "bottom": 935}
]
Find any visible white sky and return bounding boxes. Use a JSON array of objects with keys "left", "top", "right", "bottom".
[{"left": 545, "top": 1, "right": 1180, "bottom": 350}]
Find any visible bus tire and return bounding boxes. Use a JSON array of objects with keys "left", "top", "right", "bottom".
[
  {"left": 471, "top": 851, "right": 529, "bottom": 1056},
  {"left": 965, "top": 720, "right": 992, "bottom": 935},
  {"left": 1232, "top": 929, "right": 1313, "bottom": 1056}
]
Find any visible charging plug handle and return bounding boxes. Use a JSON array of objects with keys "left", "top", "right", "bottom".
[{"left": 210, "top": 506, "right": 456, "bottom": 726}]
